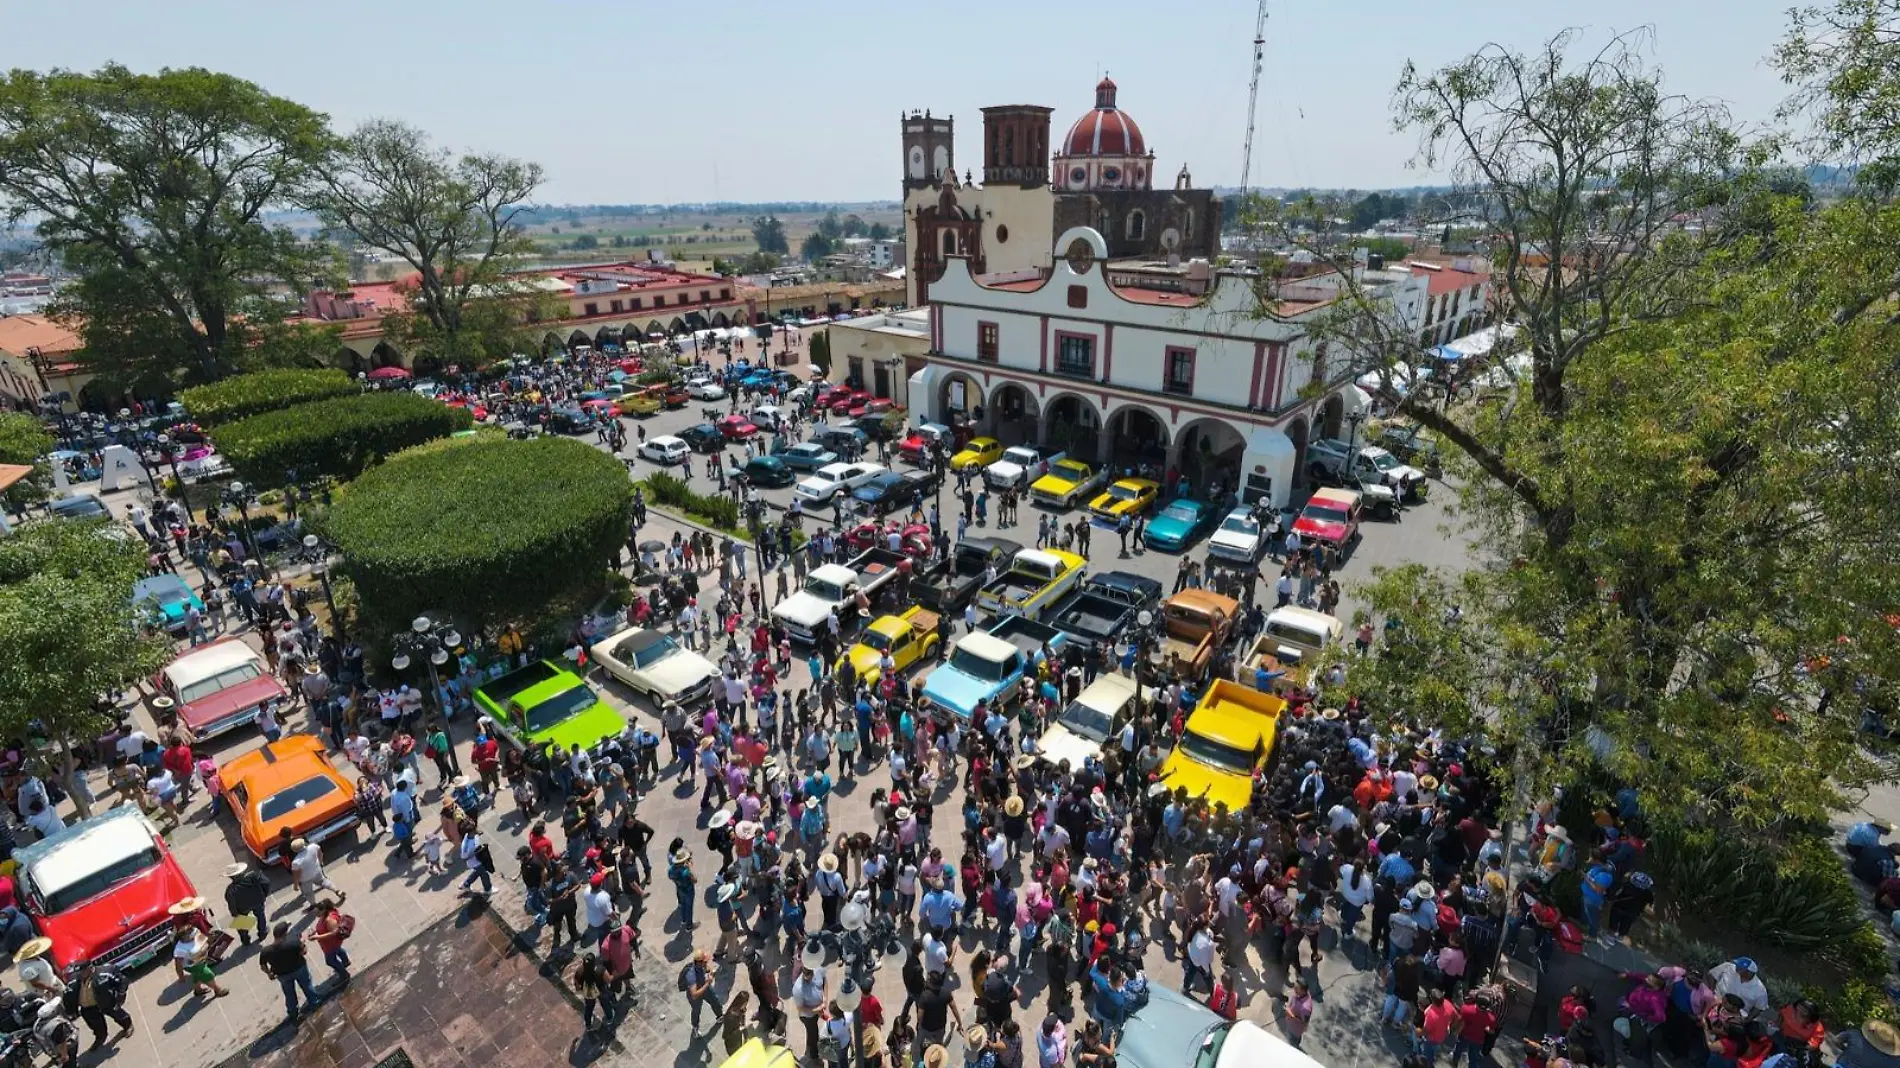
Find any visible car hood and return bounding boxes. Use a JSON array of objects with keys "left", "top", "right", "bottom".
[
  {"left": 921, "top": 668, "right": 998, "bottom": 720},
  {"left": 1292, "top": 516, "right": 1349, "bottom": 544},
  {"left": 843, "top": 646, "right": 884, "bottom": 681},
  {"left": 1091, "top": 496, "right": 1142, "bottom": 518},
  {"left": 1155, "top": 750, "right": 1254, "bottom": 813},
  {"left": 527, "top": 701, "right": 627, "bottom": 752},
  {"left": 180, "top": 675, "right": 288, "bottom": 729},
  {"left": 987, "top": 461, "right": 1026, "bottom": 478},
  {"left": 772, "top": 593, "right": 835, "bottom": 626},
  {"left": 1031, "top": 473, "right": 1084, "bottom": 493},
  {"left": 36, "top": 855, "right": 198, "bottom": 972},
  {"left": 1145, "top": 514, "right": 1197, "bottom": 543},
  {"left": 641, "top": 652, "right": 720, "bottom": 697},
  {"left": 1035, "top": 724, "right": 1104, "bottom": 771},
  {"left": 1119, "top": 985, "right": 1228, "bottom": 1068},
  {"left": 1208, "top": 529, "right": 1260, "bottom": 555}
]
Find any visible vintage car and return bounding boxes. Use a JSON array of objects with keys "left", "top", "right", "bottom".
[
  {"left": 948, "top": 437, "right": 1004, "bottom": 471},
  {"left": 14, "top": 805, "right": 206, "bottom": 973},
  {"left": 132, "top": 574, "right": 204, "bottom": 636},
  {"left": 473, "top": 660, "right": 627, "bottom": 753},
  {"left": 836, "top": 607, "right": 942, "bottom": 687},
  {"left": 1142, "top": 497, "right": 1221, "bottom": 552},
  {"left": 152, "top": 637, "right": 289, "bottom": 740},
  {"left": 716, "top": 414, "right": 760, "bottom": 441},
  {"left": 973, "top": 548, "right": 1088, "bottom": 621},
  {"left": 1035, "top": 673, "right": 1140, "bottom": 770},
  {"left": 1088, "top": 478, "right": 1161, "bottom": 528},
  {"left": 588, "top": 626, "right": 720, "bottom": 708},
  {"left": 793, "top": 462, "right": 885, "bottom": 505},
  {"left": 662, "top": 383, "right": 692, "bottom": 409},
  {"left": 897, "top": 423, "right": 953, "bottom": 464},
  {"left": 773, "top": 441, "right": 839, "bottom": 472},
  {"left": 219, "top": 734, "right": 359, "bottom": 866},
  {"left": 736, "top": 455, "right": 796, "bottom": 488},
  {"left": 1291, "top": 486, "right": 1363, "bottom": 550},
  {"left": 679, "top": 423, "right": 729, "bottom": 453},
  {"left": 1155, "top": 680, "right": 1284, "bottom": 813},
  {"left": 1029, "top": 459, "right": 1106, "bottom": 510},
  {"left": 638, "top": 435, "right": 690, "bottom": 465},
  {"left": 919, "top": 617, "right": 1067, "bottom": 722},
  {"left": 687, "top": 380, "right": 727, "bottom": 401}
]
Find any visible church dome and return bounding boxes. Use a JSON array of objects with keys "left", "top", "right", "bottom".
[{"left": 1061, "top": 77, "right": 1147, "bottom": 157}]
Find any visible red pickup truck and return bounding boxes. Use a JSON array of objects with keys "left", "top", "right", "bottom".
[{"left": 1291, "top": 486, "right": 1363, "bottom": 550}]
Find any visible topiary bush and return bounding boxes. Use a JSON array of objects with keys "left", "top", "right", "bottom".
[
  {"left": 640, "top": 473, "right": 740, "bottom": 532},
  {"left": 178, "top": 369, "right": 359, "bottom": 426},
  {"left": 323, "top": 436, "right": 634, "bottom": 634},
  {"left": 214, "top": 392, "right": 471, "bottom": 486}
]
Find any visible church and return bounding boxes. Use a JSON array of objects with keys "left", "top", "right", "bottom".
[{"left": 901, "top": 77, "right": 1221, "bottom": 306}]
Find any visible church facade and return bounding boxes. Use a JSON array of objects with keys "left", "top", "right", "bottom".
[{"left": 901, "top": 78, "right": 1221, "bottom": 306}]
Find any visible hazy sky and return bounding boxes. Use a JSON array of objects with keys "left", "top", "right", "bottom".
[{"left": 3, "top": 0, "right": 1798, "bottom": 205}]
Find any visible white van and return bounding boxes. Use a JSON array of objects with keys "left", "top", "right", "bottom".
[{"left": 638, "top": 436, "right": 690, "bottom": 465}]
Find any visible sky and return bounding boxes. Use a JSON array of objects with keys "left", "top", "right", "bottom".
[{"left": 1, "top": 0, "right": 1799, "bottom": 206}]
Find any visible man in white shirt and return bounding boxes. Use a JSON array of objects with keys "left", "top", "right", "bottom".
[
  {"left": 115, "top": 729, "right": 152, "bottom": 762},
  {"left": 289, "top": 838, "right": 344, "bottom": 908},
  {"left": 1708, "top": 958, "right": 1770, "bottom": 1019}
]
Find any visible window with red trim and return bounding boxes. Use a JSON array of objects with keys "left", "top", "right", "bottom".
[
  {"left": 1164, "top": 346, "right": 1195, "bottom": 395},
  {"left": 977, "top": 322, "right": 999, "bottom": 363}
]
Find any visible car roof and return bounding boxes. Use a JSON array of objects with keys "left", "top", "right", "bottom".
[
  {"left": 814, "top": 463, "right": 851, "bottom": 478},
  {"left": 650, "top": 435, "right": 686, "bottom": 446},
  {"left": 1308, "top": 487, "right": 1362, "bottom": 506},
  {"left": 957, "top": 632, "right": 1019, "bottom": 662},
  {"left": 219, "top": 733, "right": 332, "bottom": 787},
  {"left": 164, "top": 639, "right": 265, "bottom": 688},
  {"left": 1109, "top": 478, "right": 1159, "bottom": 491}
]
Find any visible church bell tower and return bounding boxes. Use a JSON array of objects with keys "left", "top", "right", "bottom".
[{"left": 901, "top": 110, "right": 955, "bottom": 192}]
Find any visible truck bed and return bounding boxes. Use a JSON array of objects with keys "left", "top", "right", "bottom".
[
  {"left": 1050, "top": 593, "right": 1133, "bottom": 643},
  {"left": 848, "top": 548, "right": 910, "bottom": 588},
  {"left": 988, "top": 616, "right": 1065, "bottom": 655}
]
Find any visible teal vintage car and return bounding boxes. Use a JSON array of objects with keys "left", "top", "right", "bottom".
[{"left": 1142, "top": 497, "right": 1221, "bottom": 552}]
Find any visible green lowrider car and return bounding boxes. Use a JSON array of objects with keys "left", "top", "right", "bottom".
[{"left": 473, "top": 660, "right": 626, "bottom": 753}]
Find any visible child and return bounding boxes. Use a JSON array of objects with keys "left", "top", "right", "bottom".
[
  {"left": 1211, "top": 967, "right": 1241, "bottom": 1020},
  {"left": 421, "top": 828, "right": 448, "bottom": 874}
]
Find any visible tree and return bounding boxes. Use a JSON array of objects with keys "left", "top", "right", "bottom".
[
  {"left": 868, "top": 221, "right": 892, "bottom": 242},
  {"left": 0, "top": 521, "right": 168, "bottom": 816},
  {"left": 1776, "top": 0, "right": 1900, "bottom": 191},
  {"left": 0, "top": 413, "right": 54, "bottom": 512},
  {"left": 817, "top": 210, "right": 844, "bottom": 239},
  {"left": 751, "top": 215, "right": 789, "bottom": 255},
  {"left": 802, "top": 232, "right": 836, "bottom": 262},
  {"left": 808, "top": 330, "right": 831, "bottom": 375},
  {"left": 0, "top": 65, "right": 333, "bottom": 383},
  {"left": 572, "top": 234, "right": 599, "bottom": 251},
  {"left": 1353, "top": 236, "right": 1410, "bottom": 261},
  {"left": 840, "top": 213, "right": 868, "bottom": 238},
  {"left": 739, "top": 251, "right": 782, "bottom": 274},
  {"left": 1292, "top": 28, "right": 1900, "bottom": 833},
  {"left": 312, "top": 121, "right": 551, "bottom": 371}
]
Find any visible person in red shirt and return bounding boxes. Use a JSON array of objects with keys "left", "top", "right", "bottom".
[
  {"left": 1417, "top": 992, "right": 1460, "bottom": 1063},
  {"left": 528, "top": 821, "right": 558, "bottom": 863},
  {"left": 161, "top": 737, "right": 195, "bottom": 802},
  {"left": 1452, "top": 997, "right": 1499, "bottom": 1068},
  {"left": 471, "top": 729, "right": 502, "bottom": 796}
]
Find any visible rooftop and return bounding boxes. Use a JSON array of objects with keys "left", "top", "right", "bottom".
[{"left": 0, "top": 313, "right": 83, "bottom": 356}]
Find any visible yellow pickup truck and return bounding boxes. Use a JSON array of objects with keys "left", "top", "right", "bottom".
[
  {"left": 836, "top": 606, "right": 941, "bottom": 687},
  {"left": 1158, "top": 589, "right": 1239, "bottom": 681},
  {"left": 1156, "top": 679, "right": 1284, "bottom": 813},
  {"left": 973, "top": 548, "right": 1086, "bottom": 621}
]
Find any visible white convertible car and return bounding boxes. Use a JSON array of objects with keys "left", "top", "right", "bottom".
[{"left": 587, "top": 626, "right": 719, "bottom": 708}]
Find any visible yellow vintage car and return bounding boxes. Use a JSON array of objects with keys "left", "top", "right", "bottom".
[
  {"left": 948, "top": 436, "right": 1003, "bottom": 471},
  {"left": 835, "top": 606, "right": 941, "bottom": 686},
  {"left": 1087, "top": 477, "right": 1161, "bottom": 527},
  {"left": 1029, "top": 458, "right": 1105, "bottom": 510},
  {"left": 1155, "top": 679, "right": 1284, "bottom": 813},
  {"left": 615, "top": 389, "right": 663, "bottom": 417},
  {"left": 717, "top": 1039, "right": 797, "bottom": 1068}
]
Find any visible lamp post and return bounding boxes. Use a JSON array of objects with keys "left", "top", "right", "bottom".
[
  {"left": 156, "top": 433, "right": 190, "bottom": 519},
  {"left": 391, "top": 615, "right": 463, "bottom": 717},
  {"left": 1132, "top": 608, "right": 1156, "bottom": 714},
  {"left": 299, "top": 534, "right": 344, "bottom": 640},
  {"left": 222, "top": 481, "right": 262, "bottom": 566}
]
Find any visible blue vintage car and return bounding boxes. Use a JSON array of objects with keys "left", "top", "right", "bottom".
[
  {"left": 920, "top": 617, "right": 1067, "bottom": 722},
  {"left": 773, "top": 441, "right": 839, "bottom": 472},
  {"left": 133, "top": 574, "right": 204, "bottom": 635},
  {"left": 1142, "top": 497, "right": 1220, "bottom": 552}
]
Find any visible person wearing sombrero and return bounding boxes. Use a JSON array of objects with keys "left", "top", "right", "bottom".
[{"left": 168, "top": 902, "right": 230, "bottom": 1000}]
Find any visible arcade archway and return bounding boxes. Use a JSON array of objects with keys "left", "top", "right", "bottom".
[
  {"left": 988, "top": 382, "right": 1040, "bottom": 446},
  {"left": 1042, "top": 393, "right": 1101, "bottom": 463},
  {"left": 936, "top": 371, "right": 984, "bottom": 426},
  {"left": 1175, "top": 416, "right": 1247, "bottom": 498},
  {"left": 1317, "top": 393, "right": 1345, "bottom": 443},
  {"left": 1285, "top": 415, "right": 1311, "bottom": 493},
  {"left": 1104, "top": 404, "right": 1169, "bottom": 473}
]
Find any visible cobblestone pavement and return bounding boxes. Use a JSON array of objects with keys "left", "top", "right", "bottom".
[{"left": 36, "top": 364, "right": 1492, "bottom": 1068}]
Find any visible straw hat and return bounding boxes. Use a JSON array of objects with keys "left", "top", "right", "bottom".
[
  {"left": 12, "top": 937, "right": 52, "bottom": 962},
  {"left": 1013, "top": 754, "right": 1035, "bottom": 770},
  {"left": 735, "top": 820, "right": 760, "bottom": 841},
  {"left": 1147, "top": 781, "right": 1170, "bottom": 798},
  {"left": 302, "top": 662, "right": 321, "bottom": 676},
  {"left": 1420, "top": 774, "right": 1440, "bottom": 791},
  {"left": 1548, "top": 825, "right": 1570, "bottom": 843},
  {"left": 698, "top": 736, "right": 715, "bottom": 750},
  {"left": 894, "top": 806, "right": 913, "bottom": 823},
  {"left": 1004, "top": 795, "right": 1024, "bottom": 818},
  {"left": 707, "top": 808, "right": 733, "bottom": 830},
  {"left": 168, "top": 896, "right": 208, "bottom": 915},
  {"left": 1320, "top": 707, "right": 1341, "bottom": 720},
  {"left": 818, "top": 852, "right": 840, "bottom": 874},
  {"left": 1866, "top": 1021, "right": 1900, "bottom": 1056},
  {"left": 923, "top": 1045, "right": 950, "bottom": 1068},
  {"left": 670, "top": 846, "right": 692, "bottom": 865},
  {"left": 717, "top": 883, "right": 739, "bottom": 904},
  {"left": 224, "top": 862, "right": 250, "bottom": 878},
  {"left": 966, "top": 1024, "right": 990, "bottom": 1048}
]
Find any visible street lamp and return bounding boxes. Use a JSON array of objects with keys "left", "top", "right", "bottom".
[
  {"left": 299, "top": 534, "right": 344, "bottom": 640},
  {"left": 222, "top": 481, "right": 262, "bottom": 566},
  {"left": 391, "top": 615, "right": 463, "bottom": 715},
  {"left": 1131, "top": 608, "right": 1157, "bottom": 714}
]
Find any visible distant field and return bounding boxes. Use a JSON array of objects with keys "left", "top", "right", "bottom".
[{"left": 520, "top": 206, "right": 904, "bottom": 265}]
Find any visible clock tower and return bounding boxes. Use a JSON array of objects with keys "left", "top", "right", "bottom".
[{"left": 901, "top": 110, "right": 955, "bottom": 192}]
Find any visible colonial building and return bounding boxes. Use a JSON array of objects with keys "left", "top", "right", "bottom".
[
  {"left": 901, "top": 78, "right": 1220, "bottom": 306},
  {"left": 908, "top": 227, "right": 1397, "bottom": 509},
  {"left": 826, "top": 307, "right": 931, "bottom": 409},
  {"left": 0, "top": 314, "right": 91, "bottom": 415}
]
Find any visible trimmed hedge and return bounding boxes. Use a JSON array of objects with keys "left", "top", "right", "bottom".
[
  {"left": 214, "top": 392, "right": 471, "bottom": 486},
  {"left": 323, "top": 436, "right": 634, "bottom": 632},
  {"left": 178, "top": 369, "right": 359, "bottom": 426},
  {"left": 643, "top": 472, "right": 741, "bottom": 531}
]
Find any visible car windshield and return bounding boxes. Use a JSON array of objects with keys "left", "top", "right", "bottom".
[
  {"left": 859, "top": 630, "right": 893, "bottom": 652},
  {"left": 1053, "top": 462, "right": 1088, "bottom": 478},
  {"left": 37, "top": 846, "right": 162, "bottom": 915},
  {"left": 1219, "top": 516, "right": 1259, "bottom": 536},
  {"left": 1058, "top": 701, "right": 1115, "bottom": 742},
  {"left": 1371, "top": 452, "right": 1401, "bottom": 471},
  {"left": 626, "top": 634, "right": 679, "bottom": 668},
  {"left": 525, "top": 685, "right": 600, "bottom": 732},
  {"left": 949, "top": 647, "right": 1011, "bottom": 681},
  {"left": 1265, "top": 622, "right": 1325, "bottom": 648},
  {"left": 258, "top": 776, "right": 340, "bottom": 822},
  {"left": 1180, "top": 732, "right": 1253, "bottom": 774},
  {"left": 803, "top": 577, "right": 848, "bottom": 601},
  {"left": 1161, "top": 503, "right": 1199, "bottom": 522},
  {"left": 1302, "top": 504, "right": 1351, "bottom": 523},
  {"left": 1109, "top": 484, "right": 1142, "bottom": 501},
  {"left": 1191, "top": 1023, "right": 1234, "bottom": 1068},
  {"left": 179, "top": 663, "right": 262, "bottom": 703}
]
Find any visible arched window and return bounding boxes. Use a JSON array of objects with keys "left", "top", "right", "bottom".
[
  {"left": 942, "top": 230, "right": 958, "bottom": 256},
  {"left": 1127, "top": 211, "right": 1147, "bottom": 242}
]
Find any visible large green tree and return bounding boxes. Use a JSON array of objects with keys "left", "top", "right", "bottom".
[
  {"left": 0, "top": 521, "right": 169, "bottom": 817},
  {"left": 0, "top": 412, "right": 54, "bottom": 513},
  {"left": 311, "top": 120, "right": 549, "bottom": 370},
  {"left": 0, "top": 65, "right": 334, "bottom": 383},
  {"left": 1291, "top": 28, "right": 1900, "bottom": 832}
]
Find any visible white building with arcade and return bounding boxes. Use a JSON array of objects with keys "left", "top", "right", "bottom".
[{"left": 908, "top": 227, "right": 1393, "bottom": 510}]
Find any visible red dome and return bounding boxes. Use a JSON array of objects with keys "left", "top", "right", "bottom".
[{"left": 1061, "top": 78, "right": 1146, "bottom": 157}]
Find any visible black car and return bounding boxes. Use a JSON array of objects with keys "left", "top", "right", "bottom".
[
  {"left": 679, "top": 423, "right": 728, "bottom": 453},
  {"left": 851, "top": 468, "right": 939, "bottom": 514},
  {"left": 737, "top": 455, "right": 796, "bottom": 488},
  {"left": 549, "top": 407, "right": 595, "bottom": 434}
]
